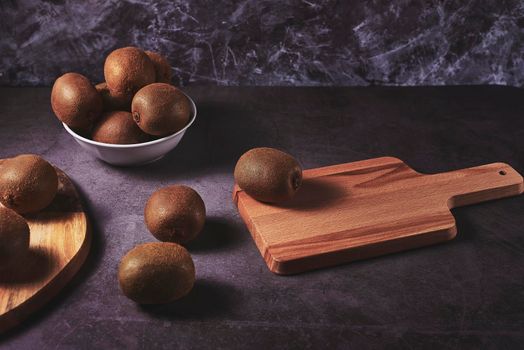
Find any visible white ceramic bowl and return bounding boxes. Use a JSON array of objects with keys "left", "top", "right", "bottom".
[{"left": 63, "top": 93, "right": 197, "bottom": 166}]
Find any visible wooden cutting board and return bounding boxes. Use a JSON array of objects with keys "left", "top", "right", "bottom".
[
  {"left": 0, "top": 166, "right": 90, "bottom": 332},
  {"left": 233, "top": 157, "right": 523, "bottom": 275}
]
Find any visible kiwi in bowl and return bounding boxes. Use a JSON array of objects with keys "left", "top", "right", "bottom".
[
  {"left": 56, "top": 47, "right": 196, "bottom": 166},
  {"left": 62, "top": 91, "right": 196, "bottom": 166}
]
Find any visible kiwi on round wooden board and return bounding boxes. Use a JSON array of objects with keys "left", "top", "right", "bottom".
[
  {"left": 145, "top": 185, "right": 206, "bottom": 244},
  {"left": 234, "top": 147, "right": 303, "bottom": 203},
  {"left": 0, "top": 206, "right": 30, "bottom": 269},
  {"left": 131, "top": 83, "right": 191, "bottom": 136},
  {"left": 92, "top": 111, "right": 150, "bottom": 144},
  {"left": 104, "top": 47, "right": 156, "bottom": 95},
  {"left": 95, "top": 82, "right": 132, "bottom": 112},
  {"left": 145, "top": 51, "right": 173, "bottom": 83},
  {"left": 51, "top": 72, "right": 103, "bottom": 131},
  {"left": 0, "top": 154, "right": 58, "bottom": 214},
  {"left": 118, "top": 242, "right": 195, "bottom": 304}
]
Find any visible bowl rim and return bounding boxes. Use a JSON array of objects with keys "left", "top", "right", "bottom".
[{"left": 62, "top": 91, "right": 197, "bottom": 149}]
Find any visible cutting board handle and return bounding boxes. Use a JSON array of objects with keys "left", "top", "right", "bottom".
[{"left": 430, "top": 162, "right": 524, "bottom": 208}]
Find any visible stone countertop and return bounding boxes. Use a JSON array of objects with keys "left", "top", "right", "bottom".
[
  {"left": 0, "top": 86, "right": 523, "bottom": 349},
  {"left": 3, "top": 1, "right": 524, "bottom": 87}
]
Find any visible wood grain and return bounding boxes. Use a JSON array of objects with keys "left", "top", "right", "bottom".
[
  {"left": 0, "top": 167, "right": 90, "bottom": 332},
  {"left": 233, "top": 157, "right": 524, "bottom": 275}
]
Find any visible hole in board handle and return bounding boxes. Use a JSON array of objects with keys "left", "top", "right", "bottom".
[{"left": 499, "top": 170, "right": 507, "bottom": 176}]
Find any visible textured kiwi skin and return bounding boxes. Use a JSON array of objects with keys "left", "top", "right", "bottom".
[
  {"left": 234, "top": 147, "right": 303, "bottom": 203},
  {"left": 145, "top": 185, "right": 206, "bottom": 244},
  {"left": 104, "top": 47, "right": 156, "bottom": 95},
  {"left": 51, "top": 72, "right": 103, "bottom": 131},
  {"left": 132, "top": 83, "right": 191, "bottom": 136},
  {"left": 92, "top": 111, "right": 150, "bottom": 144},
  {"left": 95, "top": 82, "right": 132, "bottom": 112},
  {"left": 0, "top": 206, "right": 30, "bottom": 268},
  {"left": 0, "top": 154, "right": 58, "bottom": 214},
  {"left": 145, "top": 51, "right": 173, "bottom": 83},
  {"left": 118, "top": 242, "right": 195, "bottom": 304}
]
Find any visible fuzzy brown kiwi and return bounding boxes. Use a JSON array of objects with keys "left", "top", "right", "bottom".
[
  {"left": 51, "top": 72, "right": 103, "bottom": 131},
  {"left": 104, "top": 47, "right": 156, "bottom": 95},
  {"left": 0, "top": 154, "right": 58, "bottom": 214},
  {"left": 91, "top": 111, "right": 150, "bottom": 144},
  {"left": 131, "top": 83, "right": 191, "bottom": 136},
  {"left": 95, "top": 82, "right": 133, "bottom": 111},
  {"left": 0, "top": 206, "right": 30, "bottom": 268},
  {"left": 145, "top": 51, "right": 173, "bottom": 83},
  {"left": 118, "top": 242, "right": 195, "bottom": 304},
  {"left": 144, "top": 185, "right": 206, "bottom": 244},
  {"left": 234, "top": 147, "right": 303, "bottom": 203}
]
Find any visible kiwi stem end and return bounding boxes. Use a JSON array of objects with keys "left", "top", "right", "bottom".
[{"left": 133, "top": 112, "right": 141, "bottom": 124}]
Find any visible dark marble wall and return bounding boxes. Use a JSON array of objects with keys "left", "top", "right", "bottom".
[{"left": 1, "top": 0, "right": 523, "bottom": 87}]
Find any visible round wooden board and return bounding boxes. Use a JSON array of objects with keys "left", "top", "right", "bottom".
[{"left": 0, "top": 166, "right": 90, "bottom": 333}]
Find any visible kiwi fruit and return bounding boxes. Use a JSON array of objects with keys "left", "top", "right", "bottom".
[
  {"left": 145, "top": 51, "right": 173, "bottom": 83},
  {"left": 92, "top": 111, "right": 150, "bottom": 144},
  {"left": 145, "top": 185, "right": 205, "bottom": 244},
  {"left": 118, "top": 242, "right": 195, "bottom": 304},
  {"left": 104, "top": 47, "right": 156, "bottom": 95},
  {"left": 132, "top": 83, "right": 191, "bottom": 136},
  {"left": 51, "top": 72, "right": 103, "bottom": 130},
  {"left": 95, "top": 82, "right": 132, "bottom": 111},
  {"left": 0, "top": 206, "right": 30, "bottom": 268},
  {"left": 234, "top": 147, "right": 302, "bottom": 203},
  {"left": 0, "top": 154, "right": 58, "bottom": 214}
]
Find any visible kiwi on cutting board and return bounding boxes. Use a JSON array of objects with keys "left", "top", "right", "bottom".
[
  {"left": 95, "top": 82, "right": 132, "bottom": 112},
  {"left": 0, "top": 206, "right": 30, "bottom": 268},
  {"left": 145, "top": 185, "right": 206, "bottom": 244},
  {"left": 92, "top": 111, "right": 150, "bottom": 144},
  {"left": 234, "top": 147, "right": 303, "bottom": 203},
  {"left": 51, "top": 72, "right": 103, "bottom": 131},
  {"left": 145, "top": 51, "right": 173, "bottom": 83},
  {"left": 104, "top": 47, "right": 156, "bottom": 95},
  {"left": 132, "top": 83, "right": 191, "bottom": 136},
  {"left": 118, "top": 242, "right": 195, "bottom": 304},
  {"left": 0, "top": 154, "right": 58, "bottom": 214}
]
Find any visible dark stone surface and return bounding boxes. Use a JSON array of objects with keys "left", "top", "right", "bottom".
[
  {"left": 0, "top": 86, "right": 524, "bottom": 349},
  {"left": 1, "top": 1, "right": 524, "bottom": 87}
]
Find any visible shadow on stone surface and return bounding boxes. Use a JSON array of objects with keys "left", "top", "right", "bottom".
[
  {"left": 186, "top": 217, "right": 245, "bottom": 252},
  {"left": 139, "top": 279, "right": 237, "bottom": 319}
]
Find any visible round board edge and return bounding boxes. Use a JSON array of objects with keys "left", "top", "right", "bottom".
[{"left": 0, "top": 166, "right": 91, "bottom": 333}]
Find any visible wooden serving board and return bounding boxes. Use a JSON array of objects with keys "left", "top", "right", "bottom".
[
  {"left": 233, "top": 157, "right": 523, "bottom": 275},
  {"left": 0, "top": 165, "right": 90, "bottom": 332}
]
